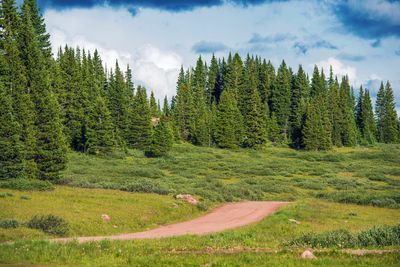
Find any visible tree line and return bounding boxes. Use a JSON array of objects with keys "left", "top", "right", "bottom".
[
  {"left": 0, "top": 0, "right": 399, "bottom": 183},
  {"left": 173, "top": 54, "right": 399, "bottom": 150}
]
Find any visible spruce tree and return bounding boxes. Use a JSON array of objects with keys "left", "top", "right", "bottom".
[
  {"left": 375, "top": 82, "right": 385, "bottom": 142},
  {"left": 149, "top": 91, "right": 159, "bottom": 117},
  {"left": 0, "top": 81, "right": 26, "bottom": 179},
  {"left": 270, "top": 60, "right": 291, "bottom": 142},
  {"left": 268, "top": 112, "right": 282, "bottom": 144},
  {"left": 0, "top": 0, "right": 38, "bottom": 178},
  {"left": 162, "top": 96, "right": 170, "bottom": 116},
  {"left": 290, "top": 65, "right": 309, "bottom": 148},
  {"left": 127, "top": 86, "right": 152, "bottom": 150},
  {"left": 145, "top": 117, "right": 173, "bottom": 158},
  {"left": 174, "top": 77, "right": 195, "bottom": 141},
  {"left": 22, "top": 0, "right": 51, "bottom": 59},
  {"left": 214, "top": 89, "right": 243, "bottom": 148},
  {"left": 206, "top": 54, "right": 219, "bottom": 105},
  {"left": 339, "top": 76, "right": 357, "bottom": 146},
  {"left": 361, "top": 89, "right": 376, "bottom": 144},
  {"left": 303, "top": 101, "right": 320, "bottom": 150},
  {"left": 86, "top": 96, "right": 116, "bottom": 154},
  {"left": 378, "top": 81, "right": 399, "bottom": 143},
  {"left": 20, "top": 2, "right": 67, "bottom": 181},
  {"left": 223, "top": 53, "right": 243, "bottom": 101},
  {"left": 328, "top": 72, "right": 342, "bottom": 146},
  {"left": 241, "top": 61, "right": 266, "bottom": 148},
  {"left": 107, "top": 61, "right": 131, "bottom": 143}
]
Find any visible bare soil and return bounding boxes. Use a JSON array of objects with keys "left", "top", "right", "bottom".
[{"left": 52, "top": 201, "right": 288, "bottom": 243}]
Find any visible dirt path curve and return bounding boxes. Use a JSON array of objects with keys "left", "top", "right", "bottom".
[{"left": 52, "top": 201, "right": 288, "bottom": 243}]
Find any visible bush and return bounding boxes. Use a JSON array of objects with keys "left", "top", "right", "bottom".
[
  {"left": 0, "top": 219, "right": 19, "bottom": 229},
  {"left": 289, "top": 225, "right": 400, "bottom": 248},
  {"left": 289, "top": 229, "right": 355, "bottom": 248},
  {"left": 0, "top": 192, "right": 13, "bottom": 198},
  {"left": 357, "top": 225, "right": 400, "bottom": 247},
  {"left": 121, "top": 179, "right": 170, "bottom": 195},
  {"left": 196, "top": 202, "right": 209, "bottom": 211},
  {"left": 27, "top": 215, "right": 69, "bottom": 236},
  {"left": 316, "top": 191, "right": 400, "bottom": 208},
  {"left": 0, "top": 179, "right": 54, "bottom": 191}
]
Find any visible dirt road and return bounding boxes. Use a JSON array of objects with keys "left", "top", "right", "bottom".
[{"left": 52, "top": 201, "right": 288, "bottom": 243}]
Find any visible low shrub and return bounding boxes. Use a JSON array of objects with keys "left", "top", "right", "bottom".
[
  {"left": 289, "top": 229, "right": 355, "bottom": 248},
  {"left": 316, "top": 191, "right": 400, "bottom": 208},
  {"left": 0, "top": 219, "right": 19, "bottom": 229},
  {"left": 0, "top": 179, "right": 54, "bottom": 191},
  {"left": 27, "top": 215, "right": 69, "bottom": 236},
  {"left": 0, "top": 192, "right": 13, "bottom": 198},
  {"left": 196, "top": 202, "right": 209, "bottom": 211},
  {"left": 121, "top": 180, "right": 170, "bottom": 195},
  {"left": 289, "top": 225, "right": 400, "bottom": 248}
]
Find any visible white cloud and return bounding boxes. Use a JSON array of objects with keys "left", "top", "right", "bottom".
[
  {"left": 49, "top": 28, "right": 182, "bottom": 100},
  {"left": 132, "top": 44, "right": 182, "bottom": 100},
  {"left": 314, "top": 57, "right": 358, "bottom": 85}
]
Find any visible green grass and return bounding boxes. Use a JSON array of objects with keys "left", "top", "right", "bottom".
[
  {"left": 0, "top": 186, "right": 202, "bottom": 242},
  {"left": 62, "top": 143, "right": 400, "bottom": 206},
  {"left": 1, "top": 143, "right": 400, "bottom": 265}
]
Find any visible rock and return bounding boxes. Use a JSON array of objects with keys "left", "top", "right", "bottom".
[
  {"left": 101, "top": 214, "right": 110, "bottom": 223},
  {"left": 289, "top": 219, "right": 301, "bottom": 224},
  {"left": 176, "top": 194, "right": 198, "bottom": 205},
  {"left": 151, "top": 117, "right": 160, "bottom": 127},
  {"left": 301, "top": 249, "right": 316, "bottom": 259}
]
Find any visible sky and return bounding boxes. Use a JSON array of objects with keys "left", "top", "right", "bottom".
[{"left": 27, "top": 0, "right": 400, "bottom": 112}]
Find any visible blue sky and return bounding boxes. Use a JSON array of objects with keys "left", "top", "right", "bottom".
[{"left": 31, "top": 0, "right": 400, "bottom": 112}]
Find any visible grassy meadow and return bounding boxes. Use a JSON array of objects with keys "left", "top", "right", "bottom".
[{"left": 1, "top": 143, "right": 400, "bottom": 266}]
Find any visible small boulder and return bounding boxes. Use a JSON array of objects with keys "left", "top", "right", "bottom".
[
  {"left": 289, "top": 219, "right": 301, "bottom": 225},
  {"left": 101, "top": 214, "right": 110, "bottom": 223},
  {"left": 176, "top": 194, "right": 198, "bottom": 205},
  {"left": 301, "top": 249, "right": 316, "bottom": 259}
]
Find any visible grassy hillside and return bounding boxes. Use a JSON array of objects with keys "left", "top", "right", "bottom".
[
  {"left": 1, "top": 143, "right": 400, "bottom": 266},
  {"left": 0, "top": 187, "right": 201, "bottom": 242},
  {"left": 63, "top": 143, "right": 400, "bottom": 207}
]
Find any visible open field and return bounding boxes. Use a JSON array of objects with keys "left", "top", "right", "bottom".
[
  {"left": 1, "top": 143, "right": 400, "bottom": 266},
  {"left": 0, "top": 187, "right": 201, "bottom": 242},
  {"left": 62, "top": 143, "right": 400, "bottom": 207}
]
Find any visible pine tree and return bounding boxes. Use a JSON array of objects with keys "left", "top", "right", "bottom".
[
  {"left": 20, "top": 2, "right": 67, "bottom": 180},
  {"left": 206, "top": 54, "right": 219, "bottom": 105},
  {"left": 22, "top": 0, "right": 51, "bottom": 59},
  {"left": 241, "top": 60, "right": 266, "bottom": 148},
  {"left": 328, "top": 71, "right": 342, "bottom": 147},
  {"left": 107, "top": 61, "right": 131, "bottom": 143},
  {"left": 0, "top": 81, "right": 26, "bottom": 179},
  {"left": 149, "top": 91, "right": 159, "bottom": 117},
  {"left": 268, "top": 112, "right": 282, "bottom": 144},
  {"left": 86, "top": 96, "right": 116, "bottom": 154},
  {"left": 34, "top": 90, "right": 67, "bottom": 181},
  {"left": 339, "top": 76, "right": 357, "bottom": 146},
  {"left": 375, "top": 82, "right": 385, "bottom": 142},
  {"left": 127, "top": 86, "right": 152, "bottom": 150},
  {"left": 361, "top": 89, "right": 376, "bottom": 144},
  {"left": 0, "top": 0, "right": 38, "bottom": 178},
  {"left": 56, "top": 47, "right": 87, "bottom": 151},
  {"left": 224, "top": 53, "right": 243, "bottom": 101},
  {"left": 271, "top": 60, "right": 291, "bottom": 142},
  {"left": 162, "top": 96, "right": 170, "bottom": 116},
  {"left": 303, "top": 101, "right": 320, "bottom": 150},
  {"left": 174, "top": 76, "right": 195, "bottom": 141},
  {"left": 145, "top": 117, "right": 173, "bottom": 158},
  {"left": 378, "top": 81, "right": 399, "bottom": 143},
  {"left": 290, "top": 65, "right": 309, "bottom": 148},
  {"left": 214, "top": 89, "right": 243, "bottom": 148}
]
